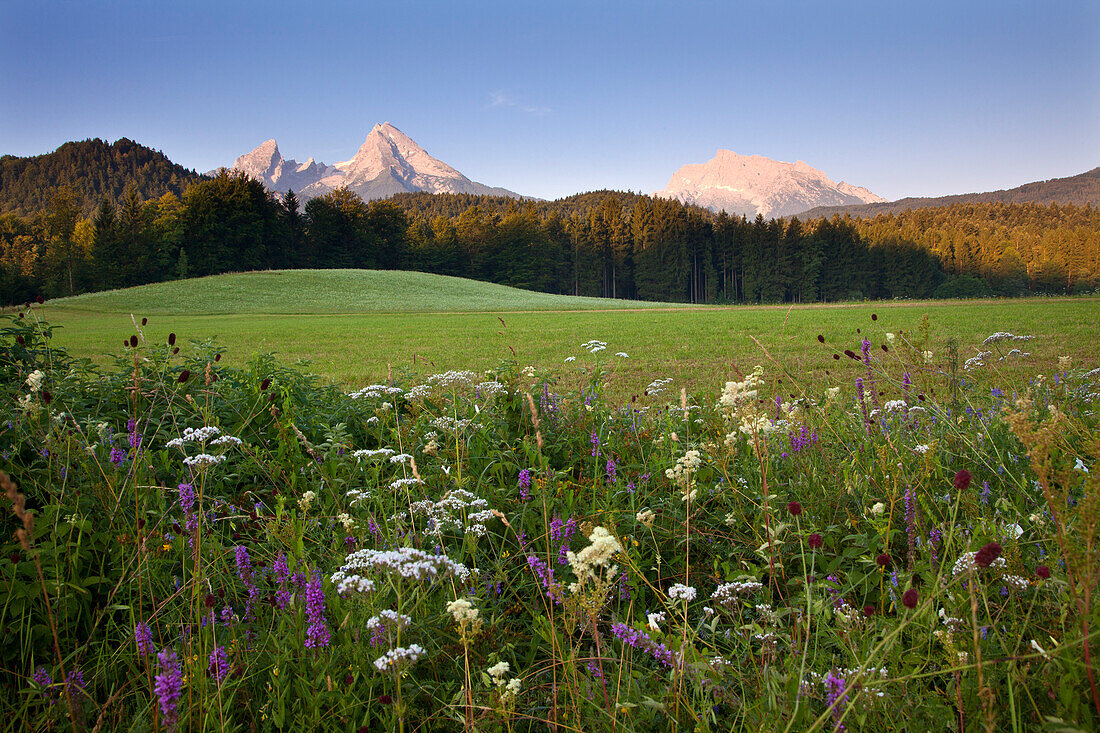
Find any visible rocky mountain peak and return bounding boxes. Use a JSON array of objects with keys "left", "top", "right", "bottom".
[
  {"left": 655, "top": 150, "right": 885, "bottom": 219},
  {"left": 223, "top": 124, "right": 522, "bottom": 202}
]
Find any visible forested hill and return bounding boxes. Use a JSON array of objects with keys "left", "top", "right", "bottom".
[
  {"left": 800, "top": 167, "right": 1100, "bottom": 218},
  {"left": 388, "top": 189, "right": 716, "bottom": 222},
  {"left": 0, "top": 138, "right": 207, "bottom": 216}
]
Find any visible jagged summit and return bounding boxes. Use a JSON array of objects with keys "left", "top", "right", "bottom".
[
  {"left": 655, "top": 150, "right": 885, "bottom": 219},
  {"left": 221, "top": 124, "right": 523, "bottom": 202}
]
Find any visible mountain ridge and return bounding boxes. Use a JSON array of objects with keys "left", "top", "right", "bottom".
[
  {"left": 654, "top": 149, "right": 886, "bottom": 218},
  {"left": 222, "top": 123, "right": 525, "bottom": 202},
  {"left": 797, "top": 167, "right": 1100, "bottom": 218}
]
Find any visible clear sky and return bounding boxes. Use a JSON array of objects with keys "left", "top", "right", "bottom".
[{"left": 2, "top": 0, "right": 1097, "bottom": 201}]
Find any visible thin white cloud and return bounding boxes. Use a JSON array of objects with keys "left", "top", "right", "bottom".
[{"left": 488, "top": 90, "right": 550, "bottom": 116}]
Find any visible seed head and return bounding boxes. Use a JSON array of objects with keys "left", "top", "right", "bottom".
[
  {"left": 168, "top": 333, "right": 176, "bottom": 346},
  {"left": 876, "top": 553, "right": 890, "bottom": 568},
  {"left": 902, "top": 588, "right": 919, "bottom": 609},
  {"left": 974, "top": 542, "right": 1002, "bottom": 568},
  {"left": 787, "top": 501, "right": 802, "bottom": 517},
  {"left": 953, "top": 470, "right": 972, "bottom": 491},
  {"left": 1036, "top": 565, "right": 1050, "bottom": 579},
  {"left": 808, "top": 533, "right": 823, "bottom": 550},
  {"left": 130, "top": 335, "right": 138, "bottom": 348}
]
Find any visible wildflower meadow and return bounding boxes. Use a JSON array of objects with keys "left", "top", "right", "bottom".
[{"left": 2, "top": 302, "right": 1098, "bottom": 732}]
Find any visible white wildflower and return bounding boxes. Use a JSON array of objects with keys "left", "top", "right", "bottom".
[
  {"left": 446, "top": 598, "right": 480, "bottom": 624},
  {"left": 636, "top": 508, "right": 656, "bottom": 528},
  {"left": 870, "top": 502, "right": 885, "bottom": 515},
  {"left": 668, "top": 584, "right": 697, "bottom": 602},
  {"left": 299, "top": 490, "right": 316, "bottom": 512},
  {"left": 373, "top": 645, "right": 425, "bottom": 673},
  {"left": 566, "top": 526, "right": 622, "bottom": 585},
  {"left": 24, "top": 370, "right": 45, "bottom": 392},
  {"left": 182, "top": 453, "right": 226, "bottom": 467}
]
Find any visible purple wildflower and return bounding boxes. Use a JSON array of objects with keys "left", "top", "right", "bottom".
[
  {"left": 518, "top": 468, "right": 532, "bottom": 501},
  {"left": 304, "top": 572, "right": 330, "bottom": 648},
  {"left": 66, "top": 668, "right": 85, "bottom": 691},
  {"left": 590, "top": 431, "right": 600, "bottom": 457},
  {"left": 824, "top": 670, "right": 849, "bottom": 730},
  {"left": 980, "top": 481, "right": 991, "bottom": 505},
  {"left": 272, "top": 553, "right": 289, "bottom": 584},
  {"left": 208, "top": 646, "right": 229, "bottom": 683},
  {"left": 606, "top": 459, "right": 617, "bottom": 483},
  {"left": 235, "top": 546, "right": 251, "bottom": 582},
  {"left": 905, "top": 485, "right": 916, "bottom": 567},
  {"left": 610, "top": 622, "right": 673, "bottom": 668},
  {"left": 109, "top": 447, "right": 126, "bottom": 466},
  {"left": 855, "top": 378, "right": 871, "bottom": 433},
  {"left": 128, "top": 419, "right": 142, "bottom": 450},
  {"left": 33, "top": 666, "right": 56, "bottom": 700},
  {"left": 155, "top": 649, "right": 183, "bottom": 731},
  {"left": 135, "top": 621, "right": 154, "bottom": 655}
]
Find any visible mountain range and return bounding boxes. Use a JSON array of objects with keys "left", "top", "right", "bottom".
[
  {"left": 220, "top": 122, "right": 523, "bottom": 202},
  {"left": 654, "top": 150, "right": 886, "bottom": 219},
  {"left": 3, "top": 130, "right": 1096, "bottom": 221}
]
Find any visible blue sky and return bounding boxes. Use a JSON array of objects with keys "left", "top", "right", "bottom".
[{"left": 2, "top": 0, "right": 1097, "bottom": 201}]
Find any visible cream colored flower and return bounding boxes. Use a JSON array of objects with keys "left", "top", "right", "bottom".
[{"left": 25, "top": 370, "right": 45, "bottom": 392}]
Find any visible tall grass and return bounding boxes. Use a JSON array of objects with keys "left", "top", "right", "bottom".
[{"left": 1, "top": 304, "right": 1097, "bottom": 731}]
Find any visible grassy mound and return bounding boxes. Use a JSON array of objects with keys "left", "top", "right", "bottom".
[{"left": 48, "top": 269, "right": 682, "bottom": 315}]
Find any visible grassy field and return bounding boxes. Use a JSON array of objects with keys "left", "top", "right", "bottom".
[
  {"left": 5, "top": 270, "right": 1100, "bottom": 730},
  {"left": 28, "top": 270, "right": 1100, "bottom": 396},
  {"left": 45, "top": 269, "right": 682, "bottom": 314}
]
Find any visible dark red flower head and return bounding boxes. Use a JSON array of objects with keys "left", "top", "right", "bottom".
[
  {"left": 876, "top": 553, "right": 890, "bottom": 568},
  {"left": 974, "top": 542, "right": 1002, "bottom": 568},
  {"left": 15, "top": 335, "right": 24, "bottom": 346},
  {"left": 172, "top": 347, "right": 180, "bottom": 355},
  {"left": 177, "top": 369, "right": 190, "bottom": 383},
  {"left": 871, "top": 313, "right": 877, "bottom": 321},
  {"left": 902, "top": 588, "right": 919, "bottom": 609},
  {"left": 36, "top": 295, "right": 44, "bottom": 304},
  {"left": 863, "top": 604, "right": 875, "bottom": 617},
  {"left": 1036, "top": 565, "right": 1051, "bottom": 579},
  {"left": 168, "top": 332, "right": 176, "bottom": 346},
  {"left": 129, "top": 335, "right": 138, "bottom": 348},
  {"left": 817, "top": 334, "right": 825, "bottom": 343},
  {"left": 260, "top": 378, "right": 271, "bottom": 391},
  {"left": 808, "top": 533, "right": 823, "bottom": 550},
  {"left": 953, "top": 470, "right": 972, "bottom": 492},
  {"left": 214, "top": 353, "right": 221, "bottom": 362},
  {"left": 787, "top": 501, "right": 802, "bottom": 517},
  {"left": 141, "top": 317, "right": 148, "bottom": 326},
  {"left": 844, "top": 349, "right": 859, "bottom": 360}
]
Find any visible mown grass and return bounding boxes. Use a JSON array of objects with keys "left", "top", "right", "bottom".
[
  {"left": 34, "top": 271, "right": 1100, "bottom": 397},
  {"left": 46, "top": 269, "right": 683, "bottom": 315}
]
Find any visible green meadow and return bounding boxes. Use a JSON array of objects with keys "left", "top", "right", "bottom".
[
  {"left": 5, "top": 269, "right": 1100, "bottom": 730},
  {"left": 34, "top": 270, "right": 1100, "bottom": 396}
]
